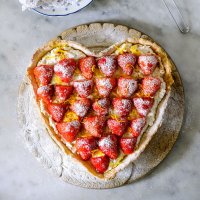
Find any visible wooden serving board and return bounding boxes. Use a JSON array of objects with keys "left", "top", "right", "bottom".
[{"left": 17, "top": 23, "right": 184, "bottom": 188}]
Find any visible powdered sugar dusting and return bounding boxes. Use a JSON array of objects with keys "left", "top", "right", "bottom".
[
  {"left": 113, "top": 98, "right": 132, "bottom": 116},
  {"left": 142, "top": 76, "right": 161, "bottom": 96},
  {"left": 54, "top": 62, "right": 75, "bottom": 79},
  {"left": 96, "top": 78, "right": 115, "bottom": 97},
  {"left": 71, "top": 99, "right": 90, "bottom": 117},
  {"left": 118, "top": 78, "right": 138, "bottom": 97},
  {"left": 64, "top": 120, "right": 80, "bottom": 133},
  {"left": 37, "top": 85, "right": 52, "bottom": 95},
  {"left": 98, "top": 56, "right": 117, "bottom": 77},
  {"left": 73, "top": 80, "right": 93, "bottom": 97},
  {"left": 131, "top": 117, "right": 146, "bottom": 133},
  {"left": 118, "top": 53, "right": 136, "bottom": 68},
  {"left": 133, "top": 98, "right": 153, "bottom": 116}
]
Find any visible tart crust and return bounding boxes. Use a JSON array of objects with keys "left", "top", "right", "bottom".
[{"left": 27, "top": 38, "right": 174, "bottom": 179}]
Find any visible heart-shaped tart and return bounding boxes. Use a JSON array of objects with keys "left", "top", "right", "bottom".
[{"left": 27, "top": 38, "right": 173, "bottom": 179}]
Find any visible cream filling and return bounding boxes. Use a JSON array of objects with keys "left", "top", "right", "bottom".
[
  {"left": 38, "top": 44, "right": 167, "bottom": 171},
  {"left": 38, "top": 46, "right": 86, "bottom": 66}
]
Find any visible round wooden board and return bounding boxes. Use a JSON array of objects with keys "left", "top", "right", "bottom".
[{"left": 17, "top": 23, "right": 184, "bottom": 188}]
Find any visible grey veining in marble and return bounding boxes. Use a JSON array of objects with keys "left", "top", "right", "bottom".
[{"left": 0, "top": 0, "right": 200, "bottom": 199}]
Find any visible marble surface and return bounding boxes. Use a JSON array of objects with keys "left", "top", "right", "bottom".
[{"left": 0, "top": 0, "right": 200, "bottom": 199}]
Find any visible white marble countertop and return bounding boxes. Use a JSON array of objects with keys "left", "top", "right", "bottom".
[{"left": 0, "top": 0, "right": 200, "bottom": 199}]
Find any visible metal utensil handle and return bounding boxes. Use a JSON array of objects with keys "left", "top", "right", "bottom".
[{"left": 163, "top": 0, "right": 190, "bottom": 33}]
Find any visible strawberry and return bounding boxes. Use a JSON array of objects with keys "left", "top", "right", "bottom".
[
  {"left": 112, "top": 98, "right": 132, "bottom": 117},
  {"left": 79, "top": 56, "right": 96, "bottom": 79},
  {"left": 117, "top": 53, "right": 137, "bottom": 75},
  {"left": 54, "top": 85, "right": 73, "bottom": 102},
  {"left": 142, "top": 76, "right": 161, "bottom": 96},
  {"left": 83, "top": 116, "right": 105, "bottom": 137},
  {"left": 96, "top": 78, "right": 116, "bottom": 97},
  {"left": 131, "top": 117, "right": 146, "bottom": 137},
  {"left": 70, "top": 98, "right": 91, "bottom": 117},
  {"left": 120, "top": 137, "right": 137, "bottom": 154},
  {"left": 47, "top": 103, "right": 67, "bottom": 122},
  {"left": 37, "top": 85, "right": 54, "bottom": 103},
  {"left": 138, "top": 55, "right": 158, "bottom": 75},
  {"left": 34, "top": 65, "right": 54, "bottom": 85},
  {"left": 98, "top": 135, "right": 118, "bottom": 159},
  {"left": 56, "top": 120, "right": 81, "bottom": 142},
  {"left": 133, "top": 97, "right": 154, "bottom": 117},
  {"left": 91, "top": 155, "right": 109, "bottom": 173},
  {"left": 92, "top": 98, "right": 110, "bottom": 115},
  {"left": 75, "top": 137, "right": 97, "bottom": 160},
  {"left": 98, "top": 55, "right": 117, "bottom": 77},
  {"left": 107, "top": 119, "right": 128, "bottom": 136},
  {"left": 54, "top": 58, "right": 76, "bottom": 83},
  {"left": 73, "top": 80, "right": 93, "bottom": 97},
  {"left": 118, "top": 77, "right": 138, "bottom": 98}
]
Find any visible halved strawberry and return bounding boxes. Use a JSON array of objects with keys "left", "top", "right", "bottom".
[
  {"left": 70, "top": 98, "right": 91, "bottom": 117},
  {"left": 120, "top": 137, "right": 137, "bottom": 154},
  {"left": 75, "top": 137, "right": 97, "bottom": 160},
  {"left": 112, "top": 98, "right": 132, "bottom": 117},
  {"left": 118, "top": 77, "right": 138, "bottom": 98},
  {"left": 98, "top": 135, "right": 118, "bottom": 159},
  {"left": 107, "top": 119, "right": 128, "bottom": 136},
  {"left": 117, "top": 53, "right": 137, "bottom": 75},
  {"left": 54, "top": 58, "right": 76, "bottom": 83},
  {"left": 73, "top": 80, "right": 93, "bottom": 97},
  {"left": 96, "top": 78, "right": 116, "bottom": 97},
  {"left": 47, "top": 103, "right": 67, "bottom": 122},
  {"left": 98, "top": 55, "right": 117, "bottom": 77},
  {"left": 54, "top": 85, "right": 73, "bottom": 102},
  {"left": 138, "top": 55, "right": 158, "bottom": 75},
  {"left": 131, "top": 117, "right": 146, "bottom": 137},
  {"left": 37, "top": 85, "right": 54, "bottom": 103},
  {"left": 34, "top": 65, "right": 54, "bottom": 85},
  {"left": 56, "top": 120, "right": 81, "bottom": 142},
  {"left": 91, "top": 155, "right": 109, "bottom": 174},
  {"left": 133, "top": 97, "right": 154, "bottom": 117},
  {"left": 92, "top": 98, "right": 110, "bottom": 115},
  {"left": 79, "top": 56, "right": 96, "bottom": 79},
  {"left": 142, "top": 76, "right": 161, "bottom": 96},
  {"left": 83, "top": 116, "right": 106, "bottom": 137}
]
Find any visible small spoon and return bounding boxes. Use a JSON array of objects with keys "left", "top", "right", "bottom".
[{"left": 162, "top": 0, "right": 190, "bottom": 33}]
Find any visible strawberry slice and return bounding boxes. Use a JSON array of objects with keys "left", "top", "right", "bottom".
[
  {"left": 73, "top": 80, "right": 93, "bottom": 97},
  {"left": 131, "top": 117, "right": 146, "bottom": 137},
  {"left": 70, "top": 98, "right": 91, "bottom": 117},
  {"left": 96, "top": 78, "right": 116, "bottom": 97},
  {"left": 47, "top": 103, "right": 67, "bottom": 122},
  {"left": 118, "top": 77, "right": 138, "bottom": 97},
  {"left": 98, "top": 55, "right": 117, "bottom": 77},
  {"left": 56, "top": 120, "right": 80, "bottom": 142},
  {"left": 138, "top": 55, "right": 158, "bottom": 75},
  {"left": 107, "top": 119, "right": 128, "bottom": 136},
  {"left": 92, "top": 98, "right": 110, "bottom": 115},
  {"left": 83, "top": 116, "right": 106, "bottom": 137},
  {"left": 54, "top": 58, "right": 76, "bottom": 83},
  {"left": 142, "top": 76, "right": 161, "bottom": 96},
  {"left": 120, "top": 137, "right": 137, "bottom": 154},
  {"left": 91, "top": 155, "right": 109, "bottom": 174},
  {"left": 37, "top": 85, "right": 54, "bottom": 103},
  {"left": 75, "top": 137, "right": 97, "bottom": 160},
  {"left": 117, "top": 53, "right": 137, "bottom": 75},
  {"left": 34, "top": 65, "right": 54, "bottom": 85},
  {"left": 98, "top": 135, "right": 118, "bottom": 159},
  {"left": 79, "top": 56, "right": 96, "bottom": 79},
  {"left": 55, "top": 85, "right": 73, "bottom": 102},
  {"left": 112, "top": 98, "right": 132, "bottom": 117},
  {"left": 133, "top": 97, "right": 154, "bottom": 117}
]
